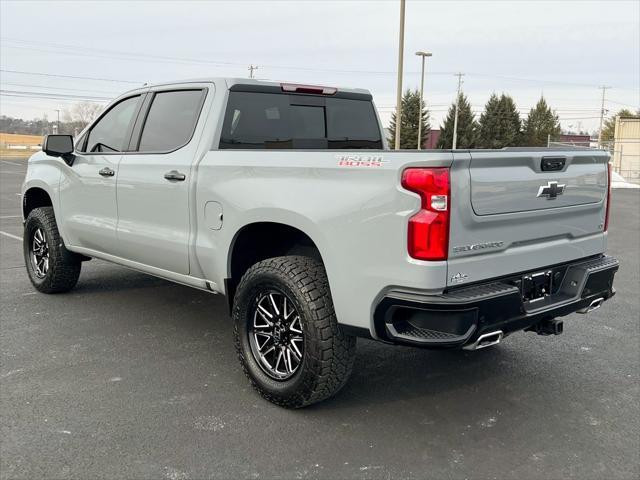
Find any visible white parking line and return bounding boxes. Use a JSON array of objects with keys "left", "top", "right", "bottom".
[
  {"left": 0, "top": 215, "right": 22, "bottom": 219},
  {"left": 0, "top": 231, "right": 22, "bottom": 241},
  {"left": 1, "top": 160, "right": 24, "bottom": 166}
]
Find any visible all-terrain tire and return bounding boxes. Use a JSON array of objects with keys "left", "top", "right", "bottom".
[
  {"left": 233, "top": 255, "right": 356, "bottom": 408},
  {"left": 23, "top": 207, "right": 81, "bottom": 293}
]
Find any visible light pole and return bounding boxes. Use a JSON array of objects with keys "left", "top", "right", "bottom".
[
  {"left": 452, "top": 73, "right": 464, "bottom": 150},
  {"left": 54, "top": 109, "right": 60, "bottom": 134},
  {"left": 394, "top": 0, "right": 406, "bottom": 150},
  {"left": 415, "top": 51, "right": 432, "bottom": 150}
]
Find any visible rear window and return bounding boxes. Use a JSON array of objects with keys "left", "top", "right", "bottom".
[{"left": 219, "top": 91, "right": 382, "bottom": 149}]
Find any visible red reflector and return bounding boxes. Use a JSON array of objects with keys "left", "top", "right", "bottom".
[
  {"left": 281, "top": 83, "right": 337, "bottom": 95},
  {"left": 604, "top": 162, "right": 612, "bottom": 232},
  {"left": 402, "top": 168, "right": 450, "bottom": 261}
]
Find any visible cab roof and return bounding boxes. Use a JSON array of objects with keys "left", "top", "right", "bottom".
[{"left": 121, "top": 77, "right": 371, "bottom": 98}]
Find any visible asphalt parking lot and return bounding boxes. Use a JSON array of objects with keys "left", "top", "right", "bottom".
[{"left": 1, "top": 157, "right": 638, "bottom": 480}]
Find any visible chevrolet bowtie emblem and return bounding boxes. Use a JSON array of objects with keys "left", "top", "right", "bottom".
[{"left": 537, "top": 181, "right": 565, "bottom": 199}]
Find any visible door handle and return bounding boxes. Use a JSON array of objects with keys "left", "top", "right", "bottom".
[
  {"left": 99, "top": 167, "right": 115, "bottom": 177},
  {"left": 164, "top": 170, "right": 186, "bottom": 182}
]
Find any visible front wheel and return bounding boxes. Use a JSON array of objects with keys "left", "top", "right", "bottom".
[
  {"left": 233, "top": 256, "right": 356, "bottom": 408},
  {"left": 23, "top": 207, "right": 81, "bottom": 293}
]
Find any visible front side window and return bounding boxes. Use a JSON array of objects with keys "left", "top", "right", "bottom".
[
  {"left": 84, "top": 95, "right": 140, "bottom": 153},
  {"left": 219, "top": 91, "right": 382, "bottom": 149},
  {"left": 137, "top": 90, "right": 204, "bottom": 152}
]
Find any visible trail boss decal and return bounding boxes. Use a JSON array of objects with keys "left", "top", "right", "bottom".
[
  {"left": 450, "top": 272, "right": 469, "bottom": 284},
  {"left": 337, "top": 154, "right": 386, "bottom": 168}
]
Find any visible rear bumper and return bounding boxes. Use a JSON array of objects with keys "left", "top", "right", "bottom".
[{"left": 373, "top": 255, "right": 619, "bottom": 349}]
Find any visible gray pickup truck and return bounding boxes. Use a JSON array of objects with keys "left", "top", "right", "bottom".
[{"left": 22, "top": 78, "right": 618, "bottom": 407}]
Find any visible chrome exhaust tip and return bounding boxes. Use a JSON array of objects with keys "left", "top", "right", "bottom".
[
  {"left": 463, "top": 330, "right": 503, "bottom": 350},
  {"left": 578, "top": 297, "right": 604, "bottom": 314}
]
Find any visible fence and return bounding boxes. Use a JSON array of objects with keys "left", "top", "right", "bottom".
[
  {"left": 0, "top": 133, "right": 43, "bottom": 158},
  {"left": 547, "top": 139, "right": 640, "bottom": 185},
  {"left": 606, "top": 139, "right": 640, "bottom": 185}
]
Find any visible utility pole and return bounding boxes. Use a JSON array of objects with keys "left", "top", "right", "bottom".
[
  {"left": 394, "top": 0, "right": 406, "bottom": 150},
  {"left": 415, "top": 51, "right": 432, "bottom": 150},
  {"left": 54, "top": 109, "right": 60, "bottom": 134},
  {"left": 248, "top": 65, "right": 259, "bottom": 79},
  {"left": 451, "top": 73, "right": 464, "bottom": 150},
  {"left": 597, "top": 85, "right": 611, "bottom": 148}
]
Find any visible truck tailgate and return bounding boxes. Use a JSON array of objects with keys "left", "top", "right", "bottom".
[
  {"left": 469, "top": 151, "right": 606, "bottom": 215},
  {"left": 447, "top": 150, "right": 609, "bottom": 287}
]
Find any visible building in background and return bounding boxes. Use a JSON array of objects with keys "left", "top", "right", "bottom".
[
  {"left": 423, "top": 129, "right": 441, "bottom": 149},
  {"left": 612, "top": 116, "right": 640, "bottom": 184},
  {"left": 558, "top": 133, "right": 591, "bottom": 147}
]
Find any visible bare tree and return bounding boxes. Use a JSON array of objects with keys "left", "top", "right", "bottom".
[{"left": 64, "top": 102, "right": 104, "bottom": 129}]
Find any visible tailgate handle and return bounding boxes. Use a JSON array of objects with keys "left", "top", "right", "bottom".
[{"left": 541, "top": 156, "right": 566, "bottom": 171}]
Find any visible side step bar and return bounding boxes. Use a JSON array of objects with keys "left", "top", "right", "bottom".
[{"left": 463, "top": 330, "right": 503, "bottom": 350}]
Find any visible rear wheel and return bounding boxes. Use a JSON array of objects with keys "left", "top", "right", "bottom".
[
  {"left": 233, "top": 256, "right": 356, "bottom": 408},
  {"left": 23, "top": 207, "right": 81, "bottom": 293}
]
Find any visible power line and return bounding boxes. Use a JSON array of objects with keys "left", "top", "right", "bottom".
[
  {"left": 3, "top": 38, "right": 637, "bottom": 92},
  {"left": 1, "top": 90, "right": 111, "bottom": 102},
  {"left": 0, "top": 95, "right": 108, "bottom": 105},
  {"left": 0, "top": 100, "right": 58, "bottom": 112},
  {"left": 0, "top": 69, "right": 140, "bottom": 84},
  {"left": 1, "top": 82, "right": 121, "bottom": 95},
  {"left": 467, "top": 72, "right": 606, "bottom": 89},
  {"left": 606, "top": 98, "right": 640, "bottom": 109},
  {"left": 1, "top": 37, "right": 454, "bottom": 76}
]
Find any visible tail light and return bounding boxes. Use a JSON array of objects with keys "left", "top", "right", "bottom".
[
  {"left": 604, "top": 162, "right": 612, "bottom": 232},
  {"left": 281, "top": 83, "right": 337, "bottom": 95},
  {"left": 402, "top": 168, "right": 450, "bottom": 261}
]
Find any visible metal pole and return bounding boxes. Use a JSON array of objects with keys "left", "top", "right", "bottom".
[
  {"left": 415, "top": 52, "right": 432, "bottom": 149},
  {"left": 597, "top": 85, "right": 610, "bottom": 148},
  {"left": 55, "top": 109, "right": 60, "bottom": 134},
  {"left": 394, "top": 0, "right": 406, "bottom": 150},
  {"left": 248, "top": 65, "right": 258, "bottom": 79},
  {"left": 417, "top": 55, "right": 425, "bottom": 150},
  {"left": 452, "top": 73, "right": 464, "bottom": 150}
]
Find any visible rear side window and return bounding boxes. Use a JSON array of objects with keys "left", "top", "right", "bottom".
[
  {"left": 219, "top": 91, "right": 382, "bottom": 149},
  {"left": 137, "top": 90, "right": 204, "bottom": 152},
  {"left": 84, "top": 95, "right": 140, "bottom": 153}
]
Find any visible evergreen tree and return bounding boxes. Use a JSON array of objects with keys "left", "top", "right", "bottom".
[
  {"left": 522, "top": 96, "right": 561, "bottom": 146},
  {"left": 437, "top": 93, "right": 478, "bottom": 149},
  {"left": 478, "top": 93, "right": 522, "bottom": 148},
  {"left": 388, "top": 89, "right": 430, "bottom": 149}
]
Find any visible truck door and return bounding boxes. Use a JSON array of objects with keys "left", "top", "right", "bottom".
[
  {"left": 59, "top": 94, "right": 143, "bottom": 253},
  {"left": 113, "top": 88, "right": 208, "bottom": 275}
]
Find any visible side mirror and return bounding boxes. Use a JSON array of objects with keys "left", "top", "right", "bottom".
[{"left": 42, "top": 135, "right": 75, "bottom": 166}]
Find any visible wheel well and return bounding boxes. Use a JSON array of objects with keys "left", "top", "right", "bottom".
[
  {"left": 23, "top": 188, "right": 53, "bottom": 219},
  {"left": 226, "top": 222, "right": 323, "bottom": 310}
]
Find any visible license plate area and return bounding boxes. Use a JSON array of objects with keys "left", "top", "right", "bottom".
[{"left": 520, "top": 270, "right": 553, "bottom": 303}]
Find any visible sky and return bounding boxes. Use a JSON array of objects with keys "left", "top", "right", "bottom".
[{"left": 1, "top": 0, "right": 639, "bottom": 133}]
